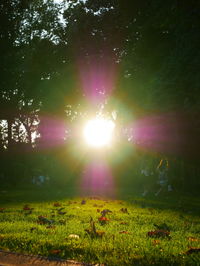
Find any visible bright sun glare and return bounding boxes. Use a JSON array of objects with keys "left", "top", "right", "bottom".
[{"left": 83, "top": 117, "right": 115, "bottom": 148}]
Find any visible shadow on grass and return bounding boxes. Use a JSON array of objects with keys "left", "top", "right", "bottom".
[{"left": 1, "top": 183, "right": 200, "bottom": 218}]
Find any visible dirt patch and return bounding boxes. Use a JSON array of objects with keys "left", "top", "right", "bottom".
[{"left": 0, "top": 250, "right": 95, "bottom": 266}]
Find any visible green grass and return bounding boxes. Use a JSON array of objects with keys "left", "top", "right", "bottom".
[{"left": 0, "top": 186, "right": 200, "bottom": 265}]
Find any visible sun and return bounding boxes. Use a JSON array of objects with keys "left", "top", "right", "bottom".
[{"left": 83, "top": 117, "right": 115, "bottom": 148}]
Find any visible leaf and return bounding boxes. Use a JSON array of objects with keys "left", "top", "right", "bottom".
[
  {"left": 0, "top": 208, "right": 5, "bottom": 213},
  {"left": 46, "top": 225, "right": 56, "bottom": 229},
  {"left": 95, "top": 230, "right": 105, "bottom": 238},
  {"left": 58, "top": 211, "right": 66, "bottom": 215},
  {"left": 85, "top": 217, "right": 105, "bottom": 238},
  {"left": 101, "top": 209, "right": 112, "bottom": 216},
  {"left": 30, "top": 227, "right": 37, "bottom": 232},
  {"left": 53, "top": 202, "right": 61, "bottom": 207},
  {"left": 98, "top": 216, "right": 109, "bottom": 225},
  {"left": 188, "top": 237, "right": 199, "bottom": 242},
  {"left": 186, "top": 247, "right": 200, "bottom": 254},
  {"left": 119, "top": 231, "right": 130, "bottom": 234},
  {"left": 147, "top": 230, "right": 171, "bottom": 239},
  {"left": 120, "top": 221, "right": 128, "bottom": 225},
  {"left": 93, "top": 204, "right": 104, "bottom": 207},
  {"left": 59, "top": 219, "right": 66, "bottom": 225},
  {"left": 120, "top": 208, "right": 129, "bottom": 214},
  {"left": 50, "top": 249, "right": 61, "bottom": 255},
  {"left": 37, "top": 216, "right": 54, "bottom": 224},
  {"left": 68, "top": 234, "right": 80, "bottom": 239},
  {"left": 152, "top": 240, "right": 161, "bottom": 246},
  {"left": 23, "top": 205, "right": 34, "bottom": 211}
]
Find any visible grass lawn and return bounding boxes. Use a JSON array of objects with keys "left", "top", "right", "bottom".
[{"left": 0, "top": 185, "right": 200, "bottom": 265}]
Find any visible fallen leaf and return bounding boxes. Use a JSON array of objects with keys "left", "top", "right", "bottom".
[
  {"left": 120, "top": 208, "right": 129, "bottom": 214},
  {"left": 147, "top": 230, "right": 171, "bottom": 239},
  {"left": 120, "top": 221, "right": 128, "bottom": 225},
  {"left": 152, "top": 240, "right": 161, "bottom": 246},
  {"left": 97, "top": 209, "right": 101, "bottom": 213},
  {"left": 98, "top": 216, "right": 109, "bottom": 225},
  {"left": 46, "top": 225, "right": 56, "bottom": 229},
  {"left": 119, "top": 231, "right": 130, "bottom": 234},
  {"left": 68, "top": 234, "right": 80, "bottom": 239},
  {"left": 85, "top": 217, "right": 105, "bottom": 238},
  {"left": 58, "top": 211, "right": 66, "bottom": 215},
  {"left": 186, "top": 247, "right": 200, "bottom": 254},
  {"left": 59, "top": 219, "right": 66, "bottom": 225},
  {"left": 50, "top": 249, "right": 61, "bottom": 255},
  {"left": 93, "top": 204, "right": 104, "bottom": 208},
  {"left": 0, "top": 208, "right": 5, "bottom": 213},
  {"left": 101, "top": 209, "right": 112, "bottom": 216},
  {"left": 95, "top": 230, "right": 105, "bottom": 237},
  {"left": 37, "top": 216, "right": 54, "bottom": 224},
  {"left": 23, "top": 205, "right": 34, "bottom": 211},
  {"left": 188, "top": 237, "right": 199, "bottom": 242},
  {"left": 53, "top": 202, "right": 61, "bottom": 207}
]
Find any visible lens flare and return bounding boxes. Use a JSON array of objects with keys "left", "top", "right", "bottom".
[{"left": 83, "top": 118, "right": 115, "bottom": 148}]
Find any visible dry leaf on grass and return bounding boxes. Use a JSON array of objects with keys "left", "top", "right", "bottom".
[
  {"left": 50, "top": 249, "right": 61, "bottom": 255},
  {"left": 68, "top": 234, "right": 80, "bottom": 239},
  {"left": 37, "top": 216, "right": 54, "bottom": 225},
  {"left": 46, "top": 225, "right": 56, "bottom": 229},
  {"left": 186, "top": 247, "right": 200, "bottom": 254},
  {"left": 93, "top": 204, "right": 104, "bottom": 208},
  {"left": 187, "top": 236, "right": 199, "bottom": 242},
  {"left": 98, "top": 216, "right": 109, "bottom": 225},
  {"left": 23, "top": 205, "right": 34, "bottom": 211},
  {"left": 120, "top": 221, "right": 128, "bottom": 225},
  {"left": 59, "top": 219, "right": 66, "bottom": 225},
  {"left": 152, "top": 240, "right": 161, "bottom": 246},
  {"left": 119, "top": 231, "right": 130, "bottom": 234},
  {"left": 120, "top": 208, "right": 129, "bottom": 214},
  {"left": 58, "top": 211, "right": 66, "bottom": 215},
  {"left": 53, "top": 202, "right": 61, "bottom": 207},
  {"left": 85, "top": 217, "right": 105, "bottom": 238},
  {"left": 101, "top": 209, "right": 112, "bottom": 216},
  {"left": 147, "top": 230, "right": 171, "bottom": 239},
  {"left": 0, "top": 208, "right": 5, "bottom": 213}
]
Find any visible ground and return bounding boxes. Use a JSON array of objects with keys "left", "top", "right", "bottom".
[{"left": 0, "top": 185, "right": 200, "bottom": 265}]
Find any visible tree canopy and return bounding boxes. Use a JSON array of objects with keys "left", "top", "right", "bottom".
[{"left": 0, "top": 0, "right": 200, "bottom": 188}]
